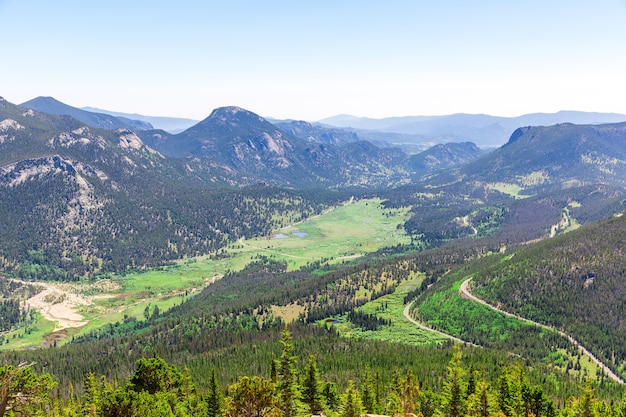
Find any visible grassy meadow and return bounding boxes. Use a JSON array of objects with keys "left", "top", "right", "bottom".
[
  {"left": 2, "top": 198, "right": 414, "bottom": 349},
  {"left": 237, "top": 198, "right": 412, "bottom": 269},
  {"left": 328, "top": 273, "right": 450, "bottom": 345}
]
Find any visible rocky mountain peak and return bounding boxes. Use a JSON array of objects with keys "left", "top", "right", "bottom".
[{"left": 204, "top": 106, "right": 265, "bottom": 126}]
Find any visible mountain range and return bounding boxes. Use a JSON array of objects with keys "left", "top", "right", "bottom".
[
  {"left": 137, "top": 106, "right": 415, "bottom": 188},
  {"left": 4, "top": 93, "right": 626, "bottom": 282},
  {"left": 319, "top": 110, "right": 626, "bottom": 148},
  {"left": 0, "top": 96, "right": 486, "bottom": 278},
  {"left": 25, "top": 95, "right": 626, "bottom": 150},
  {"left": 428, "top": 121, "right": 626, "bottom": 194}
]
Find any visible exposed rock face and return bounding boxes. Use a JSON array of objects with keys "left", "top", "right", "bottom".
[
  {"left": 0, "top": 118, "right": 25, "bottom": 131},
  {"left": 116, "top": 128, "right": 144, "bottom": 150},
  {"left": 0, "top": 118, "right": 25, "bottom": 143}
]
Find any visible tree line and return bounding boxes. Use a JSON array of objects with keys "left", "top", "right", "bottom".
[{"left": 3, "top": 330, "right": 626, "bottom": 417}]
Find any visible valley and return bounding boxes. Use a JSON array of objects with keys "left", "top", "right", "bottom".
[
  {"left": 5, "top": 0, "right": 626, "bottom": 413},
  {"left": 3, "top": 97, "right": 626, "bottom": 416},
  {"left": 0, "top": 198, "right": 412, "bottom": 349}
]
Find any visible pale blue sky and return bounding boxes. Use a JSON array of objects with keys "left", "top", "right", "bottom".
[{"left": 2, "top": 1, "right": 626, "bottom": 120}]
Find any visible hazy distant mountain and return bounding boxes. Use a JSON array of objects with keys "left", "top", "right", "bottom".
[
  {"left": 83, "top": 106, "right": 198, "bottom": 133},
  {"left": 407, "top": 142, "right": 485, "bottom": 178},
  {"left": 273, "top": 120, "right": 360, "bottom": 146},
  {"left": 20, "top": 96, "right": 153, "bottom": 131},
  {"left": 319, "top": 111, "right": 626, "bottom": 148}
]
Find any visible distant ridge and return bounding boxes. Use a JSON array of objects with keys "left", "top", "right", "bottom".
[
  {"left": 20, "top": 96, "right": 153, "bottom": 131},
  {"left": 318, "top": 110, "right": 626, "bottom": 147},
  {"left": 82, "top": 106, "right": 198, "bottom": 133},
  {"left": 274, "top": 120, "right": 360, "bottom": 146},
  {"left": 407, "top": 142, "right": 485, "bottom": 178}
]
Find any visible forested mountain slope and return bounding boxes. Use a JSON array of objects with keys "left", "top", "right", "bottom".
[
  {"left": 0, "top": 97, "right": 344, "bottom": 279},
  {"left": 470, "top": 213, "right": 626, "bottom": 376},
  {"left": 407, "top": 141, "right": 485, "bottom": 178},
  {"left": 5, "top": 95, "right": 626, "bottom": 415},
  {"left": 427, "top": 122, "right": 626, "bottom": 194}
]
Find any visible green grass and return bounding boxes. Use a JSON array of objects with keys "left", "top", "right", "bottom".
[
  {"left": 328, "top": 273, "right": 449, "bottom": 345},
  {"left": 7, "top": 197, "right": 415, "bottom": 349},
  {"left": 0, "top": 313, "right": 56, "bottom": 350},
  {"left": 112, "top": 198, "right": 411, "bottom": 292},
  {"left": 486, "top": 182, "right": 528, "bottom": 199},
  {"left": 414, "top": 268, "right": 606, "bottom": 381},
  {"left": 546, "top": 348, "right": 600, "bottom": 382},
  {"left": 238, "top": 198, "right": 412, "bottom": 270}
]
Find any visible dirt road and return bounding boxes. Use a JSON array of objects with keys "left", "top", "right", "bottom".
[{"left": 460, "top": 278, "right": 624, "bottom": 384}]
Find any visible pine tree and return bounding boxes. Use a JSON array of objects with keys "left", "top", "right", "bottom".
[
  {"left": 385, "top": 389, "right": 403, "bottom": 417},
  {"left": 497, "top": 373, "right": 513, "bottom": 416},
  {"left": 0, "top": 363, "right": 56, "bottom": 417},
  {"left": 395, "top": 369, "right": 421, "bottom": 415},
  {"left": 270, "top": 359, "right": 278, "bottom": 383},
  {"left": 466, "top": 380, "right": 496, "bottom": 417},
  {"left": 440, "top": 346, "right": 467, "bottom": 417},
  {"left": 322, "top": 382, "right": 340, "bottom": 411},
  {"left": 82, "top": 372, "right": 100, "bottom": 417},
  {"left": 578, "top": 382, "right": 598, "bottom": 417},
  {"left": 340, "top": 380, "right": 363, "bottom": 417},
  {"left": 278, "top": 328, "right": 298, "bottom": 417},
  {"left": 127, "top": 352, "right": 186, "bottom": 395},
  {"left": 466, "top": 364, "right": 476, "bottom": 398},
  {"left": 419, "top": 389, "right": 439, "bottom": 417},
  {"left": 374, "top": 371, "right": 384, "bottom": 413},
  {"left": 207, "top": 369, "right": 224, "bottom": 417},
  {"left": 361, "top": 365, "right": 377, "bottom": 414},
  {"left": 302, "top": 355, "right": 323, "bottom": 415},
  {"left": 226, "top": 376, "right": 277, "bottom": 417}
]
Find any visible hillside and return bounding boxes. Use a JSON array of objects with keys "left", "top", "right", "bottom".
[
  {"left": 469, "top": 213, "right": 626, "bottom": 376},
  {"left": 6, "top": 95, "right": 626, "bottom": 283},
  {"left": 407, "top": 122, "right": 626, "bottom": 238},
  {"left": 0, "top": 95, "right": 498, "bottom": 282},
  {"left": 407, "top": 141, "right": 485, "bottom": 178},
  {"left": 274, "top": 120, "right": 360, "bottom": 146},
  {"left": 454, "top": 122, "right": 626, "bottom": 192}
]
